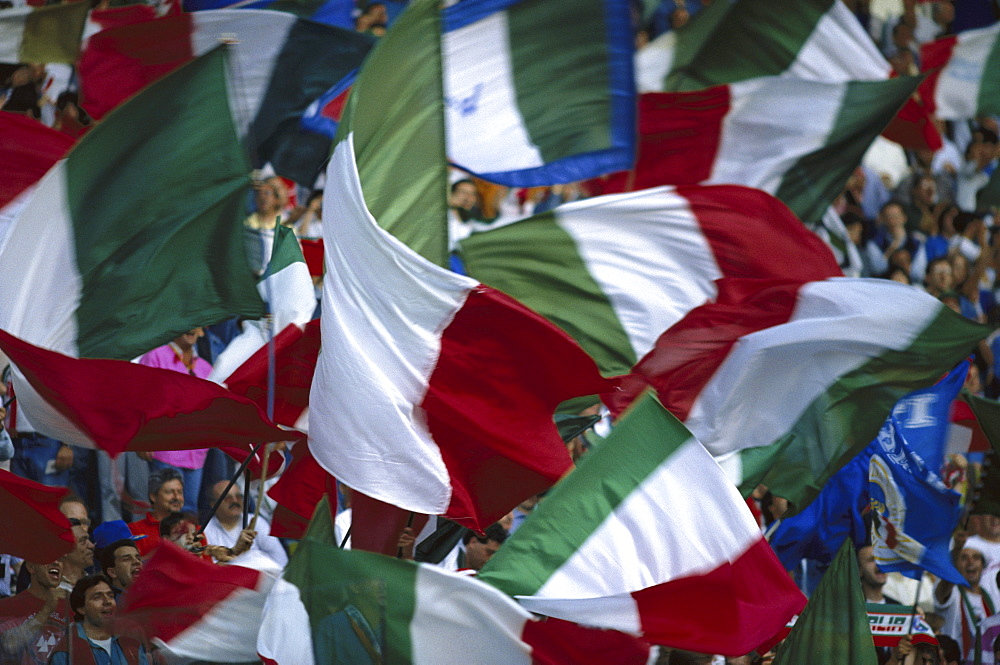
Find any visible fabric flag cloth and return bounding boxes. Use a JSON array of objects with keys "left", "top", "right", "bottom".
[
  {"left": 0, "top": 329, "right": 296, "bottom": 457},
  {"left": 182, "top": 0, "right": 354, "bottom": 29},
  {"left": 208, "top": 225, "right": 316, "bottom": 383},
  {"left": 867, "top": 604, "right": 937, "bottom": 648},
  {"left": 222, "top": 319, "right": 320, "bottom": 431},
  {"left": 267, "top": 441, "right": 337, "bottom": 539},
  {"left": 0, "top": 3, "right": 89, "bottom": 64},
  {"left": 338, "top": 0, "right": 634, "bottom": 267},
  {"left": 0, "top": 48, "right": 265, "bottom": 366},
  {"left": 0, "top": 113, "right": 74, "bottom": 213},
  {"left": 349, "top": 491, "right": 430, "bottom": 557},
  {"left": 478, "top": 393, "right": 806, "bottom": 656},
  {"left": 0, "top": 469, "right": 74, "bottom": 563},
  {"left": 77, "top": 9, "right": 374, "bottom": 185},
  {"left": 256, "top": 536, "right": 652, "bottom": 665},
  {"left": 869, "top": 417, "right": 965, "bottom": 585},
  {"left": 978, "top": 612, "right": 1000, "bottom": 665},
  {"left": 920, "top": 22, "right": 1000, "bottom": 120},
  {"left": 769, "top": 362, "right": 969, "bottom": 570},
  {"left": 300, "top": 69, "right": 356, "bottom": 139},
  {"left": 772, "top": 540, "right": 878, "bottom": 665},
  {"left": 311, "top": 132, "right": 616, "bottom": 531},
  {"left": 586, "top": 77, "right": 922, "bottom": 226},
  {"left": 608, "top": 278, "right": 988, "bottom": 512},
  {"left": 438, "top": 0, "right": 635, "bottom": 186},
  {"left": 116, "top": 542, "right": 278, "bottom": 663},
  {"left": 460, "top": 184, "right": 841, "bottom": 378}
]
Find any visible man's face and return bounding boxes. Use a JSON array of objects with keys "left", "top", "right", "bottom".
[
  {"left": 81, "top": 582, "right": 116, "bottom": 630},
  {"left": 60, "top": 501, "right": 90, "bottom": 530},
  {"left": 65, "top": 524, "right": 95, "bottom": 569},
  {"left": 214, "top": 483, "right": 244, "bottom": 523},
  {"left": 465, "top": 538, "right": 501, "bottom": 571},
  {"left": 151, "top": 479, "right": 184, "bottom": 516},
  {"left": 108, "top": 545, "right": 142, "bottom": 589},
  {"left": 927, "top": 262, "right": 953, "bottom": 292},
  {"left": 857, "top": 547, "right": 887, "bottom": 587},
  {"left": 981, "top": 514, "right": 1000, "bottom": 540},
  {"left": 958, "top": 548, "right": 985, "bottom": 586},
  {"left": 27, "top": 559, "right": 63, "bottom": 589},
  {"left": 882, "top": 204, "right": 907, "bottom": 231},
  {"left": 449, "top": 183, "right": 477, "bottom": 211}
]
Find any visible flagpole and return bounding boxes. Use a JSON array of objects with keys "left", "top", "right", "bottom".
[
  {"left": 196, "top": 441, "right": 265, "bottom": 537},
  {"left": 907, "top": 574, "right": 923, "bottom": 636},
  {"left": 397, "top": 512, "right": 415, "bottom": 559}
]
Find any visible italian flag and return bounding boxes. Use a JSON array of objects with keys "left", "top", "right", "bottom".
[
  {"left": 0, "top": 3, "right": 89, "bottom": 64},
  {"left": 339, "top": 0, "right": 635, "bottom": 267},
  {"left": 310, "top": 134, "right": 615, "bottom": 530},
  {"left": 478, "top": 393, "right": 806, "bottom": 657},
  {"left": 256, "top": 538, "right": 652, "bottom": 665},
  {"left": 439, "top": 0, "right": 635, "bottom": 187},
  {"left": 0, "top": 48, "right": 265, "bottom": 365},
  {"left": 209, "top": 225, "right": 316, "bottom": 384},
  {"left": 78, "top": 9, "right": 374, "bottom": 185},
  {"left": 459, "top": 185, "right": 842, "bottom": 378},
  {"left": 0, "top": 470, "right": 74, "bottom": 564},
  {"left": 590, "top": 76, "right": 922, "bottom": 227},
  {"left": 637, "top": 0, "right": 889, "bottom": 92},
  {"left": 609, "top": 278, "right": 987, "bottom": 510},
  {"left": 117, "top": 543, "right": 279, "bottom": 663},
  {"left": 0, "top": 329, "right": 296, "bottom": 457},
  {"left": 920, "top": 22, "right": 1000, "bottom": 120}
]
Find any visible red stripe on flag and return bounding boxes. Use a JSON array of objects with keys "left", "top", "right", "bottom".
[
  {"left": 0, "top": 113, "right": 75, "bottom": 209},
  {"left": 632, "top": 538, "right": 807, "bottom": 657},
  {"left": 88, "top": 5, "right": 158, "bottom": 32},
  {"left": 919, "top": 35, "right": 959, "bottom": 117},
  {"left": 115, "top": 541, "right": 262, "bottom": 644},
  {"left": 78, "top": 14, "right": 196, "bottom": 119},
  {"left": 0, "top": 329, "right": 297, "bottom": 457},
  {"left": 586, "top": 88, "right": 730, "bottom": 196},
  {"left": 425, "top": 286, "right": 619, "bottom": 531},
  {"left": 675, "top": 184, "right": 842, "bottom": 283},
  {"left": 0, "top": 470, "right": 74, "bottom": 563},
  {"left": 351, "top": 491, "right": 429, "bottom": 556},
  {"left": 300, "top": 238, "right": 325, "bottom": 277},
  {"left": 607, "top": 279, "right": 803, "bottom": 418},
  {"left": 224, "top": 320, "right": 321, "bottom": 429},
  {"left": 524, "top": 616, "right": 652, "bottom": 665},
  {"left": 267, "top": 440, "right": 338, "bottom": 539}
]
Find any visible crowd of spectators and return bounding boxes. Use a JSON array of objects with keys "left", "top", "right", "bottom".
[{"left": 2, "top": 0, "right": 1000, "bottom": 663}]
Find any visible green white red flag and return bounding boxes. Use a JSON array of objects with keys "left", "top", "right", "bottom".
[{"left": 920, "top": 22, "right": 1000, "bottom": 120}]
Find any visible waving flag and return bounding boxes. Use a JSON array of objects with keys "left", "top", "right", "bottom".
[
  {"left": 478, "top": 394, "right": 805, "bottom": 656},
  {"left": 609, "top": 278, "right": 987, "bottom": 511},
  {"left": 0, "top": 3, "right": 89, "bottom": 63},
  {"left": 78, "top": 10, "right": 374, "bottom": 185},
  {"left": 920, "top": 22, "right": 1000, "bottom": 120},
  {"left": 588, "top": 77, "right": 922, "bottom": 226},
  {"left": 300, "top": 70, "right": 357, "bottom": 139},
  {"left": 460, "top": 185, "right": 841, "bottom": 377},
  {"left": 0, "top": 329, "right": 296, "bottom": 457},
  {"left": 182, "top": 0, "right": 354, "bottom": 29},
  {"left": 0, "top": 49, "right": 265, "bottom": 366},
  {"left": 0, "top": 470, "right": 74, "bottom": 563},
  {"left": 0, "top": 113, "right": 74, "bottom": 212},
  {"left": 869, "top": 417, "right": 965, "bottom": 585},
  {"left": 257, "top": 537, "right": 651, "bottom": 665}
]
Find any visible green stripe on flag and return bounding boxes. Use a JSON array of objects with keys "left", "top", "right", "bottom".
[
  {"left": 665, "top": 0, "right": 833, "bottom": 91},
  {"left": 478, "top": 393, "right": 687, "bottom": 596},
  {"left": 287, "top": 540, "right": 418, "bottom": 664},
  {"left": 338, "top": 0, "right": 449, "bottom": 268},
  {"left": 20, "top": 2, "right": 88, "bottom": 64},
  {"left": 978, "top": 34, "right": 1000, "bottom": 117},
  {"left": 460, "top": 212, "right": 637, "bottom": 376},
  {"left": 740, "top": 305, "right": 987, "bottom": 512},
  {"left": 980, "top": 168, "right": 1000, "bottom": 209},
  {"left": 263, "top": 224, "right": 306, "bottom": 279},
  {"left": 506, "top": 0, "right": 612, "bottom": 161},
  {"left": 66, "top": 48, "right": 265, "bottom": 360},
  {"left": 774, "top": 76, "right": 921, "bottom": 226}
]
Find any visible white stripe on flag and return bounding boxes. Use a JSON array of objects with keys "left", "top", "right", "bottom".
[
  {"left": 442, "top": 11, "right": 545, "bottom": 173},
  {"left": 686, "top": 278, "right": 943, "bottom": 457},
  {"left": 783, "top": 2, "right": 889, "bottom": 81},
  {"left": 935, "top": 24, "right": 998, "bottom": 120}
]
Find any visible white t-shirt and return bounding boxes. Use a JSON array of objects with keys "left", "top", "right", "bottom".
[
  {"left": 90, "top": 637, "right": 113, "bottom": 655},
  {"left": 202, "top": 516, "right": 288, "bottom": 568}
]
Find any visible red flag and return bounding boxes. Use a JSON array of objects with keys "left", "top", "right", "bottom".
[
  {"left": 0, "top": 113, "right": 74, "bottom": 210},
  {"left": 0, "top": 329, "right": 299, "bottom": 457},
  {"left": 266, "top": 440, "right": 336, "bottom": 539},
  {"left": 0, "top": 470, "right": 74, "bottom": 563},
  {"left": 299, "top": 238, "right": 324, "bottom": 278},
  {"left": 351, "top": 491, "right": 430, "bottom": 557},
  {"left": 224, "top": 320, "right": 321, "bottom": 430}
]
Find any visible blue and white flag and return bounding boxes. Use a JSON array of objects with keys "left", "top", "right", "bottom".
[
  {"left": 890, "top": 360, "right": 968, "bottom": 473},
  {"left": 301, "top": 70, "right": 357, "bottom": 139},
  {"left": 869, "top": 416, "right": 964, "bottom": 584}
]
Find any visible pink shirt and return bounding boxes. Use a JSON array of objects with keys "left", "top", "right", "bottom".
[{"left": 138, "top": 343, "right": 213, "bottom": 469}]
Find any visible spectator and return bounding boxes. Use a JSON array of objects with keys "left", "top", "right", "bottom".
[
  {"left": 858, "top": 545, "right": 901, "bottom": 604},
  {"left": 459, "top": 523, "right": 507, "bottom": 572},
  {"left": 201, "top": 481, "right": 287, "bottom": 568},
  {"left": 866, "top": 201, "right": 924, "bottom": 278},
  {"left": 48, "top": 574, "right": 151, "bottom": 665},
  {"left": 94, "top": 537, "right": 143, "bottom": 599},
  {"left": 934, "top": 547, "right": 997, "bottom": 662},
  {"left": 0, "top": 557, "right": 71, "bottom": 663},
  {"left": 956, "top": 128, "right": 998, "bottom": 212},
  {"left": 127, "top": 467, "right": 184, "bottom": 557}
]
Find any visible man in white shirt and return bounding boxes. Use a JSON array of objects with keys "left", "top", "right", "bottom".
[{"left": 201, "top": 480, "right": 288, "bottom": 568}]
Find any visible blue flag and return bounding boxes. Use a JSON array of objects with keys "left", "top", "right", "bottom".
[
  {"left": 769, "top": 361, "right": 968, "bottom": 571},
  {"left": 869, "top": 416, "right": 964, "bottom": 585}
]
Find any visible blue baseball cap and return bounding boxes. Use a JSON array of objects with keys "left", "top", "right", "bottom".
[{"left": 92, "top": 520, "right": 147, "bottom": 550}]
